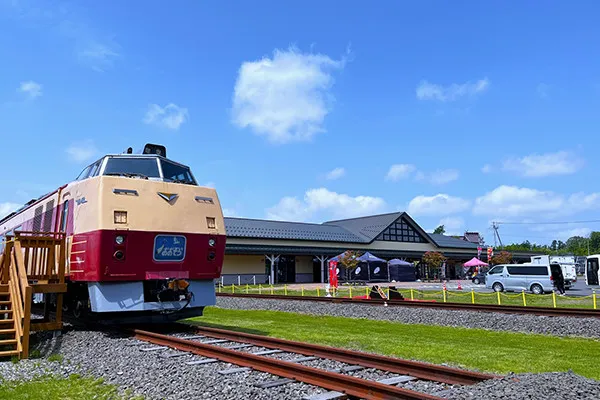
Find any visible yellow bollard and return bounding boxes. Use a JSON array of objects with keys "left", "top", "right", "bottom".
[
  {"left": 386, "top": 287, "right": 390, "bottom": 299},
  {"left": 317, "top": 287, "right": 320, "bottom": 297},
  {"left": 301, "top": 286, "right": 304, "bottom": 296},
  {"left": 443, "top": 288, "right": 447, "bottom": 303},
  {"left": 496, "top": 290, "right": 501, "bottom": 305},
  {"left": 366, "top": 286, "right": 369, "bottom": 297},
  {"left": 246, "top": 284, "right": 249, "bottom": 294},
  {"left": 471, "top": 288, "right": 475, "bottom": 304},
  {"left": 594, "top": 290, "right": 597, "bottom": 310},
  {"left": 349, "top": 286, "right": 352, "bottom": 298},
  {"left": 284, "top": 284, "right": 287, "bottom": 296},
  {"left": 522, "top": 290, "right": 527, "bottom": 307},
  {"left": 219, "top": 284, "right": 222, "bottom": 293},
  {"left": 552, "top": 291, "right": 557, "bottom": 308},
  {"left": 259, "top": 284, "right": 262, "bottom": 294},
  {"left": 271, "top": 285, "right": 274, "bottom": 295},
  {"left": 410, "top": 288, "right": 414, "bottom": 301},
  {"left": 232, "top": 284, "right": 235, "bottom": 294}
]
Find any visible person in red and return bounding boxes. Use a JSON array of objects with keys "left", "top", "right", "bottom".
[{"left": 328, "top": 260, "right": 338, "bottom": 289}]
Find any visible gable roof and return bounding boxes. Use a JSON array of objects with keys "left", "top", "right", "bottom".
[
  {"left": 429, "top": 234, "right": 479, "bottom": 249},
  {"left": 224, "top": 213, "right": 477, "bottom": 250},
  {"left": 224, "top": 217, "right": 364, "bottom": 243},
  {"left": 323, "top": 212, "right": 404, "bottom": 242}
]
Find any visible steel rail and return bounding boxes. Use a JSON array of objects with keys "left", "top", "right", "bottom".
[
  {"left": 190, "top": 325, "right": 497, "bottom": 385},
  {"left": 216, "top": 292, "right": 600, "bottom": 318},
  {"left": 132, "top": 328, "right": 442, "bottom": 400}
]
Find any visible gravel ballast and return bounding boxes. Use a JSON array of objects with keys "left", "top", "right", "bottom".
[
  {"left": 0, "top": 328, "right": 599, "bottom": 399},
  {"left": 216, "top": 297, "right": 600, "bottom": 339}
]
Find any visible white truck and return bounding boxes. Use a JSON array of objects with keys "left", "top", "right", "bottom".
[{"left": 530, "top": 255, "right": 578, "bottom": 289}]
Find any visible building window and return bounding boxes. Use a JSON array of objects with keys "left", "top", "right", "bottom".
[{"left": 376, "top": 218, "right": 426, "bottom": 243}]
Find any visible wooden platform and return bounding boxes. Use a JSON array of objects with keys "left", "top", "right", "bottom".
[{"left": 0, "top": 231, "right": 67, "bottom": 359}]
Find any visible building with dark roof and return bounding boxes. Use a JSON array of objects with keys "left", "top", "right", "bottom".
[{"left": 221, "top": 212, "right": 535, "bottom": 285}]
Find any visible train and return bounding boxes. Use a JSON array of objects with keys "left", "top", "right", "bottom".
[{"left": 0, "top": 143, "right": 226, "bottom": 323}]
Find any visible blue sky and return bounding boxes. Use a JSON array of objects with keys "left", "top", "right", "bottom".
[{"left": 2, "top": 0, "right": 600, "bottom": 246}]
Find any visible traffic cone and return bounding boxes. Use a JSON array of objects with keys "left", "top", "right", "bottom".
[{"left": 457, "top": 281, "right": 463, "bottom": 290}]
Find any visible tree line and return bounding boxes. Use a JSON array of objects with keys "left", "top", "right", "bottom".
[{"left": 502, "top": 232, "right": 600, "bottom": 256}]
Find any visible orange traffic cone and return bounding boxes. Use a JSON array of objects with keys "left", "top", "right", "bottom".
[{"left": 457, "top": 281, "right": 463, "bottom": 290}]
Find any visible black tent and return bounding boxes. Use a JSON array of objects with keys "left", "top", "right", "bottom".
[
  {"left": 357, "top": 252, "right": 388, "bottom": 282},
  {"left": 388, "top": 259, "right": 416, "bottom": 282}
]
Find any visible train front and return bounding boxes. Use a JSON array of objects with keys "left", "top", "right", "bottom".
[{"left": 69, "top": 144, "right": 225, "bottom": 323}]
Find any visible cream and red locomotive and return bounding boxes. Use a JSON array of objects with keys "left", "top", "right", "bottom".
[{"left": 0, "top": 144, "right": 225, "bottom": 322}]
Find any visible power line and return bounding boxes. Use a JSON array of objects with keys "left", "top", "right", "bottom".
[{"left": 494, "top": 219, "right": 600, "bottom": 226}]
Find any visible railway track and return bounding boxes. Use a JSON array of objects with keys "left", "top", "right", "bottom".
[
  {"left": 216, "top": 292, "right": 600, "bottom": 318},
  {"left": 130, "top": 324, "right": 497, "bottom": 400}
]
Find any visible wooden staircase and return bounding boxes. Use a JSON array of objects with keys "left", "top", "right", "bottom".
[{"left": 0, "top": 232, "right": 67, "bottom": 359}]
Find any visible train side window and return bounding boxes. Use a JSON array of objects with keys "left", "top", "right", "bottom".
[
  {"left": 76, "top": 165, "right": 92, "bottom": 181},
  {"left": 60, "top": 200, "right": 69, "bottom": 232},
  {"left": 88, "top": 159, "right": 103, "bottom": 178}
]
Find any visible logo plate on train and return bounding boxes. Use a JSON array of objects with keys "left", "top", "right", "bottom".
[{"left": 153, "top": 235, "right": 186, "bottom": 262}]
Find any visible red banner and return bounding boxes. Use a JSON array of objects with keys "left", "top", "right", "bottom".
[{"left": 328, "top": 260, "right": 338, "bottom": 288}]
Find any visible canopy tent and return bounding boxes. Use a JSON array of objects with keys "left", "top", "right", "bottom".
[
  {"left": 388, "top": 259, "right": 416, "bottom": 282},
  {"left": 388, "top": 258, "right": 413, "bottom": 266},
  {"left": 355, "top": 252, "right": 388, "bottom": 282},
  {"left": 463, "top": 257, "right": 488, "bottom": 267},
  {"left": 463, "top": 257, "right": 489, "bottom": 275}
]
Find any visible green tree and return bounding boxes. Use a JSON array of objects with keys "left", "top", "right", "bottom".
[
  {"left": 422, "top": 251, "right": 447, "bottom": 281},
  {"left": 433, "top": 225, "right": 446, "bottom": 235},
  {"left": 590, "top": 232, "right": 600, "bottom": 254},
  {"left": 338, "top": 250, "right": 362, "bottom": 281},
  {"left": 491, "top": 250, "right": 513, "bottom": 265}
]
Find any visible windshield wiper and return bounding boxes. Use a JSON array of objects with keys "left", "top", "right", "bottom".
[{"left": 105, "top": 172, "right": 149, "bottom": 179}]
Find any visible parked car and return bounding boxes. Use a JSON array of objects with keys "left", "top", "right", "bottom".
[
  {"left": 471, "top": 272, "right": 486, "bottom": 285},
  {"left": 485, "top": 264, "right": 553, "bottom": 294}
]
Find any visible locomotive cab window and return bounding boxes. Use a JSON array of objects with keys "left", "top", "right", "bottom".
[
  {"left": 103, "top": 157, "right": 160, "bottom": 179},
  {"left": 160, "top": 160, "right": 196, "bottom": 185}
]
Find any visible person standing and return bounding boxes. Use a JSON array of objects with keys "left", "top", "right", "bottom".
[{"left": 551, "top": 263, "right": 566, "bottom": 295}]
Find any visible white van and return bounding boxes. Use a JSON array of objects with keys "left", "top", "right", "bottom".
[
  {"left": 485, "top": 264, "right": 554, "bottom": 294},
  {"left": 530, "top": 255, "right": 577, "bottom": 289}
]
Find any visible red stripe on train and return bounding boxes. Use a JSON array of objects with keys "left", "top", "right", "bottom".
[{"left": 68, "top": 229, "right": 225, "bottom": 282}]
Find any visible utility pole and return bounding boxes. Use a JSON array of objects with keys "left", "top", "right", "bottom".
[{"left": 492, "top": 222, "right": 504, "bottom": 249}]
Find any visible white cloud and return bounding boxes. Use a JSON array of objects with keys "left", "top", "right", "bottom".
[
  {"left": 143, "top": 103, "right": 189, "bottom": 130},
  {"left": 502, "top": 150, "right": 583, "bottom": 177},
  {"left": 325, "top": 167, "right": 345, "bottom": 180},
  {"left": 231, "top": 46, "right": 347, "bottom": 144},
  {"left": 416, "top": 78, "right": 490, "bottom": 102},
  {"left": 385, "top": 164, "right": 416, "bottom": 181},
  {"left": 407, "top": 194, "right": 470, "bottom": 216},
  {"left": 202, "top": 182, "right": 216, "bottom": 188},
  {"left": 18, "top": 81, "right": 42, "bottom": 99},
  {"left": 557, "top": 227, "right": 591, "bottom": 239},
  {"left": 481, "top": 164, "right": 492, "bottom": 173},
  {"left": 414, "top": 169, "right": 459, "bottom": 185},
  {"left": 78, "top": 43, "right": 119, "bottom": 72},
  {"left": 437, "top": 216, "right": 465, "bottom": 235},
  {"left": 222, "top": 208, "right": 238, "bottom": 217},
  {"left": 266, "top": 188, "right": 386, "bottom": 222},
  {"left": 429, "top": 169, "right": 459, "bottom": 185},
  {"left": 65, "top": 140, "right": 97, "bottom": 163},
  {"left": 0, "top": 202, "right": 21, "bottom": 219},
  {"left": 472, "top": 185, "right": 600, "bottom": 218}
]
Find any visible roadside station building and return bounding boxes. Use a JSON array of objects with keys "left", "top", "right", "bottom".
[{"left": 220, "top": 212, "right": 533, "bottom": 285}]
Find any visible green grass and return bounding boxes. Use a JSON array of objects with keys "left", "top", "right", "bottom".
[
  {"left": 185, "top": 307, "right": 600, "bottom": 380},
  {"left": 217, "top": 285, "right": 599, "bottom": 309},
  {"left": 0, "top": 375, "right": 142, "bottom": 400}
]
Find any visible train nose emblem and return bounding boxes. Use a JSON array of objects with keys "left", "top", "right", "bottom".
[{"left": 157, "top": 192, "right": 178, "bottom": 203}]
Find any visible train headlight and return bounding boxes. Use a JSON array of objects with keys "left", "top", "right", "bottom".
[
  {"left": 208, "top": 238, "right": 215, "bottom": 247},
  {"left": 115, "top": 235, "right": 124, "bottom": 245}
]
